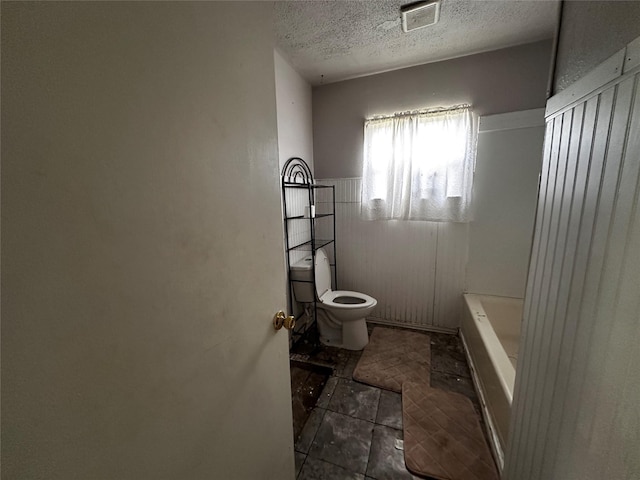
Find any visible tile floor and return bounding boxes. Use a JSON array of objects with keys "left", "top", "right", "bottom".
[
  {"left": 290, "top": 324, "right": 484, "bottom": 480},
  {"left": 291, "top": 361, "right": 332, "bottom": 439}
]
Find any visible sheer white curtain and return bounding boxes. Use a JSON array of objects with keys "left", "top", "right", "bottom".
[{"left": 362, "top": 105, "right": 478, "bottom": 222}]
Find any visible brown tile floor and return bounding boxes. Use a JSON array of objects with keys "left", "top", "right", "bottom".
[
  {"left": 290, "top": 324, "right": 486, "bottom": 480},
  {"left": 291, "top": 361, "right": 332, "bottom": 439}
]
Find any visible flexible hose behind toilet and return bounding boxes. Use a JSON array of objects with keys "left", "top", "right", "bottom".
[
  {"left": 304, "top": 303, "right": 339, "bottom": 329},
  {"left": 315, "top": 308, "right": 341, "bottom": 329},
  {"left": 304, "top": 304, "right": 313, "bottom": 325}
]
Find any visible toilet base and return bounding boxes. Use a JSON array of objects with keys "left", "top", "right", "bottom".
[{"left": 317, "top": 311, "right": 369, "bottom": 351}]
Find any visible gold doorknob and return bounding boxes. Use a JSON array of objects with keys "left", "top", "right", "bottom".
[{"left": 273, "top": 310, "right": 296, "bottom": 331}]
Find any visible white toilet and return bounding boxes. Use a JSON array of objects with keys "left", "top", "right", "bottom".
[{"left": 290, "top": 248, "right": 377, "bottom": 350}]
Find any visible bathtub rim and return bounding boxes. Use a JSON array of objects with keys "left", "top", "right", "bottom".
[{"left": 463, "top": 293, "right": 517, "bottom": 402}]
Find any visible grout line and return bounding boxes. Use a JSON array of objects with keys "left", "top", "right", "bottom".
[
  {"left": 373, "top": 387, "right": 384, "bottom": 426},
  {"left": 300, "top": 407, "right": 327, "bottom": 456},
  {"left": 303, "top": 389, "right": 375, "bottom": 476},
  {"left": 295, "top": 452, "right": 307, "bottom": 480},
  {"left": 320, "top": 382, "right": 392, "bottom": 428}
]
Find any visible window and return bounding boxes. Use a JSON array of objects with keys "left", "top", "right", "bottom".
[{"left": 362, "top": 105, "right": 478, "bottom": 222}]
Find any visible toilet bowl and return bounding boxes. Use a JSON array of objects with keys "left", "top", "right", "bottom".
[{"left": 290, "top": 248, "right": 377, "bottom": 350}]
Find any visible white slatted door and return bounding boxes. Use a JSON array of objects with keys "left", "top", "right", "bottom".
[{"left": 505, "top": 45, "right": 640, "bottom": 480}]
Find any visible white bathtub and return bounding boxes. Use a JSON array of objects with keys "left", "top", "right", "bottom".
[{"left": 461, "top": 293, "right": 523, "bottom": 470}]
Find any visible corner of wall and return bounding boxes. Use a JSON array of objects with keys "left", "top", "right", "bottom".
[{"left": 274, "top": 49, "right": 314, "bottom": 172}]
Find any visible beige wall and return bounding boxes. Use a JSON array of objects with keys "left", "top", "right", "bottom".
[
  {"left": 554, "top": 1, "right": 640, "bottom": 92},
  {"left": 2, "top": 3, "right": 293, "bottom": 479},
  {"left": 275, "top": 50, "right": 314, "bottom": 171},
  {"left": 312, "top": 40, "right": 552, "bottom": 179}
]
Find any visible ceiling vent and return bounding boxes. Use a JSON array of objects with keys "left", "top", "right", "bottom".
[{"left": 401, "top": 1, "right": 440, "bottom": 33}]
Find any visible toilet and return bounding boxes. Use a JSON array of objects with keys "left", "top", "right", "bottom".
[{"left": 290, "top": 248, "right": 377, "bottom": 350}]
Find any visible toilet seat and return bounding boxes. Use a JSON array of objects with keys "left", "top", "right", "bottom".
[{"left": 319, "top": 289, "right": 376, "bottom": 309}]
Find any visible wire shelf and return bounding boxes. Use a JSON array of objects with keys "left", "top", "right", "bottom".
[{"left": 281, "top": 157, "right": 337, "bottom": 332}]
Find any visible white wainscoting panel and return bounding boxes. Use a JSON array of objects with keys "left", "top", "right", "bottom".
[
  {"left": 282, "top": 184, "right": 312, "bottom": 343},
  {"left": 316, "top": 178, "right": 467, "bottom": 330},
  {"left": 283, "top": 186, "right": 311, "bottom": 267},
  {"left": 433, "top": 222, "right": 469, "bottom": 330},
  {"left": 505, "top": 51, "right": 640, "bottom": 480}
]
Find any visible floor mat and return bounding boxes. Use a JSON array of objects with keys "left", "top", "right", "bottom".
[
  {"left": 402, "top": 382, "right": 499, "bottom": 480},
  {"left": 352, "top": 327, "right": 430, "bottom": 392}
]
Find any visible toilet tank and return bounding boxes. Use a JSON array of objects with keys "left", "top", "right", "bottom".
[{"left": 290, "top": 255, "right": 315, "bottom": 303}]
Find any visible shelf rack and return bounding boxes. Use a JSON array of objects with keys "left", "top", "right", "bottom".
[{"left": 281, "top": 157, "right": 337, "bottom": 334}]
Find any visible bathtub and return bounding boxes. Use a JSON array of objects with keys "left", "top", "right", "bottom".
[{"left": 461, "top": 293, "right": 523, "bottom": 470}]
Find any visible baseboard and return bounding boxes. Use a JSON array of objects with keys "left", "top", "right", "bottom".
[{"left": 366, "top": 317, "right": 458, "bottom": 335}]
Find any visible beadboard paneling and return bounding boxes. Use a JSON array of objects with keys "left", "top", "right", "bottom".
[
  {"left": 283, "top": 186, "right": 312, "bottom": 267},
  {"left": 505, "top": 57, "right": 640, "bottom": 480},
  {"left": 282, "top": 185, "right": 313, "bottom": 343},
  {"left": 434, "top": 222, "right": 469, "bottom": 329},
  {"left": 316, "top": 178, "right": 465, "bottom": 330}
]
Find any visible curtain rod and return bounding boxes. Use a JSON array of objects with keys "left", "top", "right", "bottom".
[{"left": 367, "top": 103, "right": 471, "bottom": 121}]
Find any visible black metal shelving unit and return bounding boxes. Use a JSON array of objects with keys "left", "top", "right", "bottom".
[{"left": 281, "top": 157, "right": 337, "bottom": 330}]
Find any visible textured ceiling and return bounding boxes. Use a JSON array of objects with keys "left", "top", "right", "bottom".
[{"left": 275, "top": 0, "right": 559, "bottom": 85}]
